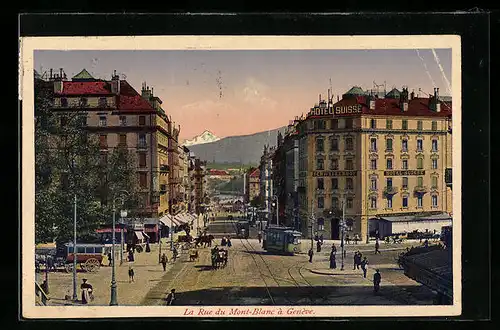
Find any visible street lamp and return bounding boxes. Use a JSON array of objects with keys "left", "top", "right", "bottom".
[
  {"left": 110, "top": 190, "right": 129, "bottom": 306},
  {"left": 340, "top": 199, "right": 347, "bottom": 271},
  {"left": 120, "top": 210, "right": 127, "bottom": 266},
  {"left": 272, "top": 195, "right": 279, "bottom": 226}
]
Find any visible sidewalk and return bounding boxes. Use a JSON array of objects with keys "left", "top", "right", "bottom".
[{"left": 42, "top": 244, "right": 181, "bottom": 306}]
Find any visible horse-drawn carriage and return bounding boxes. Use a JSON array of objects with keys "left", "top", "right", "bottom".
[
  {"left": 194, "top": 234, "right": 214, "bottom": 248},
  {"left": 211, "top": 248, "right": 228, "bottom": 269},
  {"left": 36, "top": 242, "right": 105, "bottom": 273}
]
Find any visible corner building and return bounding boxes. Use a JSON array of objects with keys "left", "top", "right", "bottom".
[{"left": 296, "top": 87, "right": 452, "bottom": 241}]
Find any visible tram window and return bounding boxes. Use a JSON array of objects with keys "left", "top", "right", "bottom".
[
  {"left": 95, "top": 247, "right": 103, "bottom": 254},
  {"left": 85, "top": 247, "right": 94, "bottom": 253},
  {"left": 77, "top": 247, "right": 86, "bottom": 253},
  {"left": 68, "top": 247, "right": 74, "bottom": 253}
]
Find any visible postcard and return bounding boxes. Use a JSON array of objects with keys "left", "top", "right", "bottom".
[{"left": 20, "top": 35, "right": 461, "bottom": 318}]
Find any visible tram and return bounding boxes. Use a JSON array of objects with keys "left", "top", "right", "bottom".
[
  {"left": 235, "top": 220, "right": 250, "bottom": 239},
  {"left": 262, "top": 225, "right": 302, "bottom": 255}
]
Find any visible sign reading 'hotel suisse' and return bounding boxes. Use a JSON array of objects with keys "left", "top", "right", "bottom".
[
  {"left": 313, "top": 170, "right": 357, "bottom": 177},
  {"left": 308, "top": 104, "right": 363, "bottom": 117},
  {"left": 384, "top": 170, "right": 425, "bottom": 176}
]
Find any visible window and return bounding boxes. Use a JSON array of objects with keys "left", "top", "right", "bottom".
[
  {"left": 345, "top": 118, "right": 353, "bottom": 129},
  {"left": 331, "top": 178, "right": 338, "bottom": 189},
  {"left": 345, "top": 159, "right": 353, "bottom": 170},
  {"left": 432, "top": 195, "right": 438, "bottom": 207},
  {"left": 387, "top": 196, "right": 393, "bottom": 208},
  {"left": 417, "top": 139, "right": 423, "bottom": 151},
  {"left": 345, "top": 138, "right": 353, "bottom": 151},
  {"left": 317, "top": 197, "right": 325, "bottom": 209},
  {"left": 370, "top": 138, "right": 377, "bottom": 151},
  {"left": 417, "top": 176, "right": 424, "bottom": 187},
  {"left": 98, "top": 97, "right": 107, "bottom": 107},
  {"left": 370, "top": 119, "right": 376, "bottom": 129},
  {"left": 417, "top": 195, "right": 423, "bottom": 208},
  {"left": 432, "top": 139, "right": 438, "bottom": 152},
  {"left": 386, "top": 177, "right": 393, "bottom": 188},
  {"left": 417, "top": 157, "right": 423, "bottom": 169},
  {"left": 331, "top": 197, "right": 339, "bottom": 209},
  {"left": 386, "top": 119, "right": 393, "bottom": 129},
  {"left": 402, "top": 120, "right": 408, "bottom": 130},
  {"left": 346, "top": 198, "right": 353, "bottom": 209},
  {"left": 431, "top": 176, "right": 438, "bottom": 189},
  {"left": 316, "top": 158, "right": 324, "bottom": 170},
  {"left": 139, "top": 153, "right": 147, "bottom": 168},
  {"left": 331, "top": 119, "right": 338, "bottom": 129},
  {"left": 386, "top": 138, "right": 393, "bottom": 151},
  {"left": 118, "top": 134, "right": 127, "bottom": 146},
  {"left": 60, "top": 116, "right": 67, "bottom": 127},
  {"left": 317, "top": 218, "right": 325, "bottom": 231},
  {"left": 370, "top": 159, "right": 377, "bottom": 170},
  {"left": 370, "top": 178, "right": 377, "bottom": 190},
  {"left": 328, "top": 138, "right": 338, "bottom": 151},
  {"left": 99, "top": 116, "right": 107, "bottom": 127},
  {"left": 77, "top": 247, "right": 85, "bottom": 254},
  {"left": 417, "top": 120, "right": 423, "bottom": 130},
  {"left": 402, "top": 159, "right": 408, "bottom": 170},
  {"left": 119, "top": 116, "right": 127, "bottom": 126},
  {"left": 139, "top": 173, "right": 148, "bottom": 188},
  {"left": 316, "top": 138, "right": 324, "bottom": 152},
  {"left": 402, "top": 196, "right": 408, "bottom": 208},
  {"left": 432, "top": 121, "right": 437, "bottom": 130},
  {"left": 402, "top": 139, "right": 408, "bottom": 152},
  {"left": 138, "top": 134, "right": 147, "bottom": 148},
  {"left": 139, "top": 116, "right": 146, "bottom": 126},
  {"left": 330, "top": 158, "right": 339, "bottom": 170},
  {"left": 317, "top": 178, "right": 324, "bottom": 190},
  {"left": 370, "top": 196, "right": 377, "bottom": 209},
  {"left": 402, "top": 177, "right": 408, "bottom": 189},
  {"left": 79, "top": 97, "right": 88, "bottom": 107},
  {"left": 314, "top": 120, "right": 326, "bottom": 130},
  {"left": 386, "top": 158, "right": 393, "bottom": 169},
  {"left": 99, "top": 134, "right": 107, "bottom": 149},
  {"left": 432, "top": 158, "right": 438, "bottom": 169},
  {"left": 61, "top": 98, "right": 68, "bottom": 107},
  {"left": 346, "top": 178, "right": 353, "bottom": 190}
]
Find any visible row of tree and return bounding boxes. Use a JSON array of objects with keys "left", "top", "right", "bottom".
[{"left": 35, "top": 79, "right": 143, "bottom": 244}]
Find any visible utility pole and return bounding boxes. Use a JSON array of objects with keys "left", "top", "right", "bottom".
[
  {"left": 341, "top": 198, "right": 346, "bottom": 271},
  {"left": 110, "top": 198, "right": 118, "bottom": 306},
  {"left": 72, "top": 194, "right": 77, "bottom": 301}
]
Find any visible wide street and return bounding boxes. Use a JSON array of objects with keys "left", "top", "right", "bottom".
[{"left": 41, "top": 216, "right": 437, "bottom": 306}]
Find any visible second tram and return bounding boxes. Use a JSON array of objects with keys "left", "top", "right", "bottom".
[{"left": 262, "top": 225, "right": 302, "bottom": 255}]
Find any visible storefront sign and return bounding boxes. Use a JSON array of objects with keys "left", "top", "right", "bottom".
[
  {"left": 384, "top": 170, "right": 425, "bottom": 176},
  {"left": 312, "top": 170, "right": 357, "bottom": 177},
  {"left": 308, "top": 104, "right": 363, "bottom": 117}
]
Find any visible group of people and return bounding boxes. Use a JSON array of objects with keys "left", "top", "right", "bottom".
[
  {"left": 353, "top": 251, "right": 369, "bottom": 278},
  {"left": 221, "top": 236, "right": 232, "bottom": 247},
  {"left": 344, "top": 233, "right": 361, "bottom": 245},
  {"left": 211, "top": 245, "right": 228, "bottom": 268}
]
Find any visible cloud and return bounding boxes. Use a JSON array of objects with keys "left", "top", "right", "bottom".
[
  {"left": 241, "top": 77, "right": 277, "bottom": 108},
  {"left": 181, "top": 99, "right": 233, "bottom": 113}
]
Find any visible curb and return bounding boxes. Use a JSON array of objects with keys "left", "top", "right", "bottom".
[{"left": 307, "top": 268, "right": 365, "bottom": 276}]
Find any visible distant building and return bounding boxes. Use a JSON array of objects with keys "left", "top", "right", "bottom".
[
  {"left": 244, "top": 167, "right": 261, "bottom": 204},
  {"left": 207, "top": 169, "right": 233, "bottom": 182}
]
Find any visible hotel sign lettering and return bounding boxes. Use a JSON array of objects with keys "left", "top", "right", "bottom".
[
  {"left": 313, "top": 170, "right": 357, "bottom": 177},
  {"left": 384, "top": 170, "right": 425, "bottom": 176},
  {"left": 309, "top": 104, "right": 363, "bottom": 117}
]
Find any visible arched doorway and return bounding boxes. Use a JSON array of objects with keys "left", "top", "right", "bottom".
[{"left": 331, "top": 218, "right": 340, "bottom": 239}]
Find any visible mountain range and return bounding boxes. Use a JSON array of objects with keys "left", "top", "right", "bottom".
[
  {"left": 183, "top": 130, "right": 221, "bottom": 146},
  {"left": 185, "top": 127, "right": 286, "bottom": 164}
]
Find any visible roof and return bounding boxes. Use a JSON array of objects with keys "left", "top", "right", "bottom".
[
  {"left": 249, "top": 168, "right": 260, "bottom": 178},
  {"left": 379, "top": 213, "right": 452, "bottom": 223},
  {"left": 117, "top": 80, "right": 156, "bottom": 112},
  {"left": 385, "top": 88, "right": 401, "bottom": 99},
  {"left": 55, "top": 81, "right": 112, "bottom": 96},
  {"left": 209, "top": 169, "right": 230, "bottom": 176},
  {"left": 72, "top": 69, "right": 95, "bottom": 81},
  {"left": 343, "top": 86, "right": 367, "bottom": 97}
]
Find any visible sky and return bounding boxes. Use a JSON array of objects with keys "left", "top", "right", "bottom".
[{"left": 35, "top": 49, "right": 452, "bottom": 142}]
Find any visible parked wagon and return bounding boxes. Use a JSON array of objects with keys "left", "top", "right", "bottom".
[{"left": 57, "top": 243, "right": 105, "bottom": 273}]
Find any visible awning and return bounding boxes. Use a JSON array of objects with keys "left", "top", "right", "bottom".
[
  {"left": 159, "top": 214, "right": 181, "bottom": 226},
  {"left": 174, "top": 214, "right": 187, "bottom": 224}
]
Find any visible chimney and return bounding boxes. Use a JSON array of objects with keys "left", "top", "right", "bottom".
[
  {"left": 410, "top": 89, "right": 415, "bottom": 100},
  {"left": 59, "top": 68, "right": 63, "bottom": 78},
  {"left": 111, "top": 71, "right": 120, "bottom": 95},
  {"left": 49, "top": 69, "right": 53, "bottom": 80},
  {"left": 400, "top": 87, "right": 409, "bottom": 112}
]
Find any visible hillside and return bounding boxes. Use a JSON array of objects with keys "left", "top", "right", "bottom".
[{"left": 187, "top": 126, "right": 286, "bottom": 164}]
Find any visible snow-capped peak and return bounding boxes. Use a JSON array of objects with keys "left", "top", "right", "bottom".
[{"left": 183, "top": 130, "right": 221, "bottom": 146}]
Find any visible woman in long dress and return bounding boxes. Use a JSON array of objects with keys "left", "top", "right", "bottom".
[
  {"left": 329, "top": 250, "right": 337, "bottom": 269},
  {"left": 80, "top": 279, "right": 93, "bottom": 304}
]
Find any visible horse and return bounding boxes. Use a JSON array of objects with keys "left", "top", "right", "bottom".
[
  {"left": 188, "top": 249, "right": 199, "bottom": 262},
  {"left": 195, "top": 235, "right": 214, "bottom": 248}
]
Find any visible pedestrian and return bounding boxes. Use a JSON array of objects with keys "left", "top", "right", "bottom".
[
  {"left": 308, "top": 248, "right": 314, "bottom": 263},
  {"left": 424, "top": 239, "right": 429, "bottom": 248},
  {"left": 373, "top": 269, "right": 381, "bottom": 294},
  {"left": 173, "top": 246, "right": 178, "bottom": 261},
  {"left": 353, "top": 251, "right": 358, "bottom": 270},
  {"left": 332, "top": 243, "right": 337, "bottom": 255},
  {"left": 145, "top": 239, "right": 151, "bottom": 253},
  {"left": 128, "top": 249, "right": 135, "bottom": 262},
  {"left": 354, "top": 234, "right": 359, "bottom": 245},
  {"left": 227, "top": 237, "right": 232, "bottom": 248},
  {"left": 319, "top": 234, "right": 324, "bottom": 244},
  {"left": 128, "top": 265, "right": 135, "bottom": 282},
  {"left": 161, "top": 253, "right": 168, "bottom": 271},
  {"left": 316, "top": 240, "right": 322, "bottom": 253},
  {"left": 375, "top": 239, "right": 381, "bottom": 254},
  {"left": 80, "top": 279, "right": 93, "bottom": 304},
  {"left": 165, "top": 289, "right": 176, "bottom": 305},
  {"left": 360, "top": 256, "right": 369, "bottom": 278},
  {"left": 108, "top": 252, "right": 112, "bottom": 266},
  {"left": 329, "top": 250, "right": 337, "bottom": 269},
  {"left": 46, "top": 255, "right": 55, "bottom": 272},
  {"left": 257, "top": 231, "right": 262, "bottom": 243},
  {"left": 343, "top": 249, "right": 347, "bottom": 258},
  {"left": 345, "top": 234, "right": 350, "bottom": 245},
  {"left": 221, "top": 237, "right": 227, "bottom": 246}
]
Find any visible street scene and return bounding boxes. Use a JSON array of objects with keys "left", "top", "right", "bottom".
[{"left": 31, "top": 47, "right": 454, "bottom": 309}]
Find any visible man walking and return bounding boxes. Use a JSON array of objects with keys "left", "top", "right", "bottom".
[
  {"left": 360, "top": 256, "right": 369, "bottom": 278},
  {"left": 128, "top": 265, "right": 135, "bottom": 283},
  {"left": 373, "top": 269, "right": 381, "bottom": 294},
  {"left": 165, "top": 289, "right": 176, "bottom": 305},
  {"left": 353, "top": 251, "right": 358, "bottom": 270},
  {"left": 308, "top": 248, "right": 314, "bottom": 263},
  {"left": 108, "top": 252, "right": 113, "bottom": 266},
  {"left": 161, "top": 253, "right": 168, "bottom": 271},
  {"left": 316, "top": 240, "right": 322, "bottom": 253},
  {"left": 375, "top": 238, "right": 381, "bottom": 254}
]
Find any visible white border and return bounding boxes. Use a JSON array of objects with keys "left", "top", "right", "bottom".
[{"left": 20, "top": 35, "right": 462, "bottom": 318}]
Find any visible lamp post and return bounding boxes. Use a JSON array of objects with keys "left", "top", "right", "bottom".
[
  {"left": 110, "top": 190, "right": 128, "bottom": 306},
  {"left": 158, "top": 217, "right": 162, "bottom": 264},
  {"left": 272, "top": 195, "right": 279, "bottom": 226},
  {"left": 340, "top": 198, "right": 346, "bottom": 271},
  {"left": 72, "top": 194, "right": 77, "bottom": 301},
  {"left": 120, "top": 210, "right": 127, "bottom": 266}
]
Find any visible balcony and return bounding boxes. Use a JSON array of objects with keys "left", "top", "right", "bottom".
[
  {"left": 383, "top": 186, "right": 399, "bottom": 196},
  {"left": 413, "top": 186, "right": 428, "bottom": 194}
]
